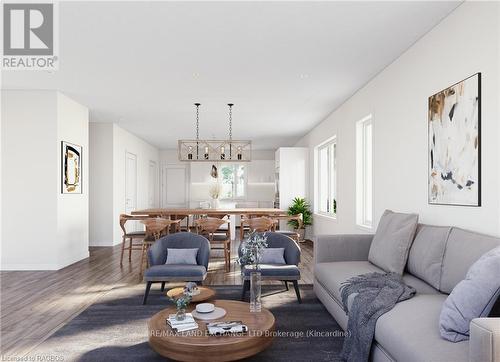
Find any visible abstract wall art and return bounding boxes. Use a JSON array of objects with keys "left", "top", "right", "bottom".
[
  {"left": 428, "top": 73, "right": 481, "bottom": 206},
  {"left": 62, "top": 141, "right": 82, "bottom": 194}
]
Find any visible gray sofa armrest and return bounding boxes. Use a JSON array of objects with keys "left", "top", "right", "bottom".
[
  {"left": 470, "top": 317, "right": 500, "bottom": 362},
  {"left": 314, "top": 234, "right": 374, "bottom": 264}
]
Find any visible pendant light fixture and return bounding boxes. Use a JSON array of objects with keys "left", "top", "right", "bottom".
[{"left": 178, "top": 103, "right": 252, "bottom": 162}]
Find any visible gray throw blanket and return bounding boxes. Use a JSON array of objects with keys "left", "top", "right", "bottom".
[{"left": 340, "top": 272, "right": 416, "bottom": 362}]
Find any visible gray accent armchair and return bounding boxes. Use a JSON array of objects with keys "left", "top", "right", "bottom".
[
  {"left": 239, "top": 232, "right": 302, "bottom": 303},
  {"left": 143, "top": 232, "right": 210, "bottom": 304}
]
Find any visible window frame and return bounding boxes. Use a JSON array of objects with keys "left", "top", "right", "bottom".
[
  {"left": 219, "top": 163, "right": 247, "bottom": 200},
  {"left": 356, "top": 115, "right": 374, "bottom": 229},
  {"left": 315, "top": 136, "right": 337, "bottom": 219}
]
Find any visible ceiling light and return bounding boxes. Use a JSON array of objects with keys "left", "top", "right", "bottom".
[{"left": 178, "top": 103, "right": 251, "bottom": 162}]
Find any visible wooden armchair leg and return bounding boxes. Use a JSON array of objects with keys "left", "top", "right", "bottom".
[
  {"left": 225, "top": 244, "right": 231, "bottom": 272},
  {"left": 120, "top": 236, "right": 126, "bottom": 266},
  {"left": 140, "top": 244, "right": 147, "bottom": 277},
  {"left": 128, "top": 238, "right": 133, "bottom": 261},
  {"left": 161, "top": 282, "right": 166, "bottom": 292}
]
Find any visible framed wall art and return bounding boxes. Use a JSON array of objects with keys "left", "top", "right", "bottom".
[
  {"left": 62, "top": 141, "right": 82, "bottom": 194},
  {"left": 428, "top": 73, "right": 481, "bottom": 206}
]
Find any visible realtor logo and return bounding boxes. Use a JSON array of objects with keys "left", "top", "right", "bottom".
[{"left": 2, "top": 2, "right": 58, "bottom": 70}]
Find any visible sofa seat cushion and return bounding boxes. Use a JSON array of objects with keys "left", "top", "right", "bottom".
[
  {"left": 314, "top": 261, "right": 384, "bottom": 302},
  {"left": 315, "top": 262, "right": 439, "bottom": 305},
  {"left": 403, "top": 274, "right": 440, "bottom": 295},
  {"left": 144, "top": 264, "right": 207, "bottom": 280},
  {"left": 375, "top": 294, "right": 468, "bottom": 362},
  {"left": 242, "top": 264, "right": 300, "bottom": 279}
]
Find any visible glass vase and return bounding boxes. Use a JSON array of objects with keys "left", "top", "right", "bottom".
[
  {"left": 250, "top": 270, "right": 262, "bottom": 312},
  {"left": 176, "top": 308, "right": 186, "bottom": 321}
]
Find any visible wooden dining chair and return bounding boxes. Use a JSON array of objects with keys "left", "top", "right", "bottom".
[
  {"left": 195, "top": 217, "right": 231, "bottom": 272},
  {"left": 239, "top": 213, "right": 270, "bottom": 239},
  {"left": 209, "top": 213, "right": 230, "bottom": 233},
  {"left": 271, "top": 214, "right": 303, "bottom": 242},
  {"left": 171, "top": 214, "right": 190, "bottom": 232},
  {"left": 119, "top": 214, "right": 149, "bottom": 266},
  {"left": 244, "top": 216, "right": 276, "bottom": 234},
  {"left": 140, "top": 218, "right": 176, "bottom": 275}
]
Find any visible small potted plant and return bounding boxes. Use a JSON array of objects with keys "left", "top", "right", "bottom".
[
  {"left": 169, "top": 294, "right": 192, "bottom": 321},
  {"left": 287, "top": 197, "right": 313, "bottom": 241},
  {"left": 238, "top": 232, "right": 268, "bottom": 312}
]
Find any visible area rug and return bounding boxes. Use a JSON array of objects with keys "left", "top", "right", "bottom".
[{"left": 31, "top": 284, "right": 344, "bottom": 361}]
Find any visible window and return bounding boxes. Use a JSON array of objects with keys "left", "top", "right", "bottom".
[
  {"left": 356, "top": 115, "right": 373, "bottom": 228},
  {"left": 316, "top": 137, "right": 337, "bottom": 217},
  {"left": 220, "top": 164, "right": 246, "bottom": 199}
]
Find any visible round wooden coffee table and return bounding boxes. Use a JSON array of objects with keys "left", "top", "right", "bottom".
[
  {"left": 166, "top": 286, "right": 215, "bottom": 303},
  {"left": 148, "top": 300, "right": 275, "bottom": 361}
]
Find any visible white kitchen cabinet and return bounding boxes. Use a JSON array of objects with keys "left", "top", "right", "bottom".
[{"left": 275, "top": 147, "right": 309, "bottom": 217}]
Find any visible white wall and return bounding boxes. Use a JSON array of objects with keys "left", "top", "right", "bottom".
[
  {"left": 112, "top": 124, "right": 160, "bottom": 243},
  {"left": 296, "top": 2, "right": 500, "bottom": 237},
  {"left": 1, "top": 90, "right": 89, "bottom": 270},
  {"left": 57, "top": 93, "right": 90, "bottom": 266},
  {"left": 89, "top": 123, "right": 114, "bottom": 246},
  {"left": 88, "top": 123, "right": 160, "bottom": 246}
]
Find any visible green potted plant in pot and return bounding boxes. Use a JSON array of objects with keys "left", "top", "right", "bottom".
[{"left": 287, "top": 197, "right": 312, "bottom": 241}]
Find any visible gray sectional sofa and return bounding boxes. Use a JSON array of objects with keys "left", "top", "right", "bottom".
[{"left": 314, "top": 224, "right": 500, "bottom": 362}]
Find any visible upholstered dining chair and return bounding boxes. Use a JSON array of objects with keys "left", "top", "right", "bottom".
[
  {"left": 239, "top": 232, "right": 302, "bottom": 303},
  {"left": 119, "top": 214, "right": 149, "bottom": 266},
  {"left": 143, "top": 232, "right": 210, "bottom": 304},
  {"left": 195, "top": 217, "right": 231, "bottom": 272}
]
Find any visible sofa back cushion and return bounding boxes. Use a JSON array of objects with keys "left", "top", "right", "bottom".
[
  {"left": 368, "top": 210, "right": 419, "bottom": 275},
  {"left": 440, "top": 227, "right": 500, "bottom": 293},
  {"left": 407, "top": 224, "right": 451, "bottom": 290}
]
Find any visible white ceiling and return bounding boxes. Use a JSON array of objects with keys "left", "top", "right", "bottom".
[{"left": 2, "top": 1, "right": 461, "bottom": 149}]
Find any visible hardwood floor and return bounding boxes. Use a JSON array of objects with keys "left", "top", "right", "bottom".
[{"left": 0, "top": 233, "right": 313, "bottom": 357}]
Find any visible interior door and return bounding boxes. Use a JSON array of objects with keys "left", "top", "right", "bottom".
[
  {"left": 148, "top": 160, "right": 157, "bottom": 208},
  {"left": 162, "top": 165, "right": 188, "bottom": 208},
  {"left": 125, "top": 152, "right": 138, "bottom": 229}
]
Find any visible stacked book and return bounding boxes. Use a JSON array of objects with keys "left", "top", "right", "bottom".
[
  {"left": 207, "top": 321, "right": 248, "bottom": 336},
  {"left": 167, "top": 313, "right": 198, "bottom": 332}
]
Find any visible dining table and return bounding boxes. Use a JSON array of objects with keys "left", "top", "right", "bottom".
[{"left": 131, "top": 208, "right": 287, "bottom": 240}]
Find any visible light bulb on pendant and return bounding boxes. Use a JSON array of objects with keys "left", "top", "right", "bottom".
[
  {"left": 204, "top": 146, "right": 209, "bottom": 160},
  {"left": 187, "top": 146, "right": 193, "bottom": 160},
  {"left": 220, "top": 146, "right": 225, "bottom": 160},
  {"left": 237, "top": 146, "right": 242, "bottom": 160}
]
